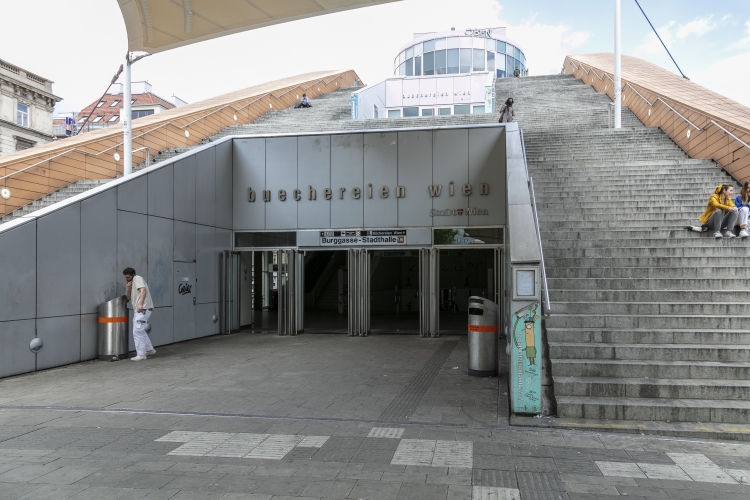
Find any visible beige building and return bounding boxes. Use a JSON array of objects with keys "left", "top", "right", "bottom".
[{"left": 0, "top": 58, "right": 62, "bottom": 155}]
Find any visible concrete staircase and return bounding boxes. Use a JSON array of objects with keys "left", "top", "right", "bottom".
[{"left": 500, "top": 75, "right": 750, "bottom": 434}]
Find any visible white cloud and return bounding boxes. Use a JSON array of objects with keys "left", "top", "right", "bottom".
[
  {"left": 0, "top": 0, "right": 587, "bottom": 112},
  {"left": 691, "top": 51, "right": 750, "bottom": 107},
  {"left": 676, "top": 15, "right": 715, "bottom": 38},
  {"left": 727, "top": 20, "right": 750, "bottom": 50},
  {"left": 637, "top": 21, "right": 676, "bottom": 55}
]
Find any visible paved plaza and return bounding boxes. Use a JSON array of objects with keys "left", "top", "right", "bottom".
[{"left": 1, "top": 333, "right": 750, "bottom": 500}]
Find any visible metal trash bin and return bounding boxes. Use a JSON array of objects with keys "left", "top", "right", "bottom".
[
  {"left": 98, "top": 296, "right": 129, "bottom": 360},
  {"left": 467, "top": 296, "right": 498, "bottom": 377}
]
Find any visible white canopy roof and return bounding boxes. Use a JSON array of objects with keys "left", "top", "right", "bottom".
[{"left": 118, "top": 0, "right": 400, "bottom": 54}]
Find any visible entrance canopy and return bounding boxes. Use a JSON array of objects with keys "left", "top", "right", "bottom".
[{"left": 118, "top": 0, "right": 401, "bottom": 54}]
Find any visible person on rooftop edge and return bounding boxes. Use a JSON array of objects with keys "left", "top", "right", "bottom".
[
  {"left": 699, "top": 184, "right": 739, "bottom": 238},
  {"left": 734, "top": 180, "right": 750, "bottom": 238},
  {"left": 499, "top": 98, "right": 514, "bottom": 123}
]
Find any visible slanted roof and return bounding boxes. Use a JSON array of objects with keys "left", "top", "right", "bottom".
[{"left": 118, "top": 0, "right": 401, "bottom": 54}]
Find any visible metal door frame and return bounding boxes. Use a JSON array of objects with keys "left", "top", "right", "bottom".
[
  {"left": 347, "top": 248, "right": 371, "bottom": 336},
  {"left": 220, "top": 250, "right": 241, "bottom": 334},
  {"left": 277, "top": 249, "right": 301, "bottom": 336}
]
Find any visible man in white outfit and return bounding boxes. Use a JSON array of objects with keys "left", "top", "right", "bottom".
[{"left": 123, "top": 267, "right": 156, "bottom": 361}]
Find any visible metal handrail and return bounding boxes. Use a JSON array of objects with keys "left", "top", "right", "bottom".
[
  {"left": 0, "top": 73, "right": 346, "bottom": 184},
  {"left": 571, "top": 62, "right": 750, "bottom": 155},
  {"left": 590, "top": 67, "right": 603, "bottom": 81},
  {"left": 519, "top": 128, "right": 551, "bottom": 317}
]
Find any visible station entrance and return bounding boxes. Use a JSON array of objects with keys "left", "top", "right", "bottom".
[{"left": 222, "top": 234, "right": 503, "bottom": 338}]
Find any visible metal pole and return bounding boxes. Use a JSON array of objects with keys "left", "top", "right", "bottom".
[
  {"left": 123, "top": 54, "right": 133, "bottom": 175},
  {"left": 614, "top": 0, "right": 622, "bottom": 129}
]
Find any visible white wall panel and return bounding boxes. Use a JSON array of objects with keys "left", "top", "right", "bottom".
[
  {"left": 0, "top": 319, "right": 36, "bottom": 378},
  {"left": 196, "top": 224, "right": 217, "bottom": 304},
  {"left": 397, "top": 131, "right": 433, "bottom": 227},
  {"left": 195, "top": 147, "right": 216, "bottom": 227},
  {"left": 174, "top": 155, "right": 196, "bottom": 223},
  {"left": 80, "top": 313, "right": 98, "bottom": 361},
  {"left": 81, "top": 189, "right": 117, "bottom": 315},
  {"left": 364, "top": 132, "right": 398, "bottom": 228},
  {"left": 148, "top": 216, "right": 174, "bottom": 307},
  {"left": 174, "top": 221, "right": 196, "bottom": 263},
  {"left": 36, "top": 315, "right": 80, "bottom": 370},
  {"left": 436, "top": 78, "right": 454, "bottom": 105},
  {"left": 265, "top": 137, "right": 298, "bottom": 230},
  {"left": 297, "top": 135, "right": 331, "bottom": 229},
  {"left": 0, "top": 221, "right": 36, "bottom": 322},
  {"left": 402, "top": 79, "right": 420, "bottom": 107},
  {"left": 173, "top": 262, "right": 196, "bottom": 342},
  {"left": 469, "top": 127, "right": 506, "bottom": 226},
  {"left": 148, "top": 306, "right": 173, "bottom": 347},
  {"left": 38, "top": 203, "right": 81, "bottom": 318},
  {"left": 196, "top": 303, "right": 218, "bottom": 338},
  {"left": 232, "top": 138, "right": 265, "bottom": 230},
  {"left": 419, "top": 79, "right": 437, "bottom": 106},
  {"left": 432, "top": 129, "right": 469, "bottom": 226},
  {"left": 148, "top": 163, "right": 174, "bottom": 219},
  {"left": 215, "top": 140, "right": 233, "bottom": 229},
  {"left": 385, "top": 79, "right": 403, "bottom": 108},
  {"left": 331, "top": 134, "right": 364, "bottom": 229}
]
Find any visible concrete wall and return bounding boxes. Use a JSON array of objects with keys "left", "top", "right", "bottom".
[{"left": 0, "top": 140, "right": 232, "bottom": 378}]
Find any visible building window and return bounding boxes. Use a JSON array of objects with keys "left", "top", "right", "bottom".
[
  {"left": 421, "top": 108, "right": 434, "bottom": 116},
  {"left": 454, "top": 104, "right": 470, "bottom": 115},
  {"left": 447, "top": 48, "right": 459, "bottom": 74},
  {"left": 473, "top": 105, "right": 485, "bottom": 114},
  {"left": 423, "top": 51, "right": 435, "bottom": 75},
  {"left": 497, "top": 40, "right": 506, "bottom": 54},
  {"left": 473, "top": 49, "right": 485, "bottom": 71},
  {"left": 110, "top": 100, "right": 121, "bottom": 107},
  {"left": 414, "top": 55, "right": 422, "bottom": 76},
  {"left": 497, "top": 69, "right": 506, "bottom": 78},
  {"left": 108, "top": 115, "right": 120, "bottom": 123},
  {"left": 507, "top": 55, "right": 516, "bottom": 75},
  {"left": 435, "top": 49, "right": 447, "bottom": 75},
  {"left": 132, "top": 109, "right": 155, "bottom": 120},
  {"left": 405, "top": 58, "right": 414, "bottom": 76},
  {"left": 15, "top": 136, "right": 36, "bottom": 151},
  {"left": 92, "top": 115, "right": 104, "bottom": 123},
  {"left": 16, "top": 103, "right": 29, "bottom": 127},
  {"left": 388, "top": 109, "right": 401, "bottom": 118},
  {"left": 96, "top": 100, "right": 105, "bottom": 108},
  {"left": 438, "top": 107, "right": 451, "bottom": 116},
  {"left": 459, "top": 48, "right": 472, "bottom": 73},
  {"left": 403, "top": 107, "right": 419, "bottom": 117},
  {"left": 77, "top": 115, "right": 89, "bottom": 123},
  {"left": 487, "top": 51, "right": 495, "bottom": 73}
]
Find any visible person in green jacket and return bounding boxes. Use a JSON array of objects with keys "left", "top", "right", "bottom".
[{"left": 699, "top": 184, "right": 739, "bottom": 238}]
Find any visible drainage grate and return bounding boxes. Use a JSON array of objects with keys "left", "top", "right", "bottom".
[{"left": 378, "top": 338, "right": 458, "bottom": 422}]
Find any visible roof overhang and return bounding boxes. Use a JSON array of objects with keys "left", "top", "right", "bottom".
[{"left": 118, "top": 0, "right": 401, "bottom": 54}]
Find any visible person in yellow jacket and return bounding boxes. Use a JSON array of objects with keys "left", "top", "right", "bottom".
[{"left": 699, "top": 184, "right": 739, "bottom": 238}]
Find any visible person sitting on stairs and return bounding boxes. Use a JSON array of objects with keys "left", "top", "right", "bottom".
[
  {"left": 697, "top": 184, "right": 739, "bottom": 238},
  {"left": 734, "top": 180, "right": 750, "bottom": 238},
  {"left": 294, "top": 93, "right": 312, "bottom": 109}
]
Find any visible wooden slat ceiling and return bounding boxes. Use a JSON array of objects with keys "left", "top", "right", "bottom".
[
  {"left": 118, "top": 0, "right": 401, "bottom": 53},
  {"left": 570, "top": 53, "right": 750, "bottom": 131}
]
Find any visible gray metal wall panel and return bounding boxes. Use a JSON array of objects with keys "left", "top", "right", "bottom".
[
  {"left": 432, "top": 129, "right": 470, "bottom": 227},
  {"left": 468, "top": 127, "right": 506, "bottom": 226},
  {"left": 215, "top": 140, "right": 233, "bottom": 229},
  {"left": 364, "top": 132, "right": 398, "bottom": 228},
  {"left": 331, "top": 134, "right": 364, "bottom": 229},
  {"left": 407, "top": 228, "right": 432, "bottom": 245},
  {"left": 80, "top": 314, "right": 98, "bottom": 361},
  {"left": 196, "top": 224, "right": 216, "bottom": 304},
  {"left": 196, "top": 303, "right": 218, "bottom": 338},
  {"left": 297, "top": 135, "right": 331, "bottom": 229},
  {"left": 397, "top": 131, "right": 433, "bottom": 227},
  {"left": 196, "top": 148, "right": 216, "bottom": 227},
  {"left": 117, "top": 211, "right": 148, "bottom": 298},
  {"left": 173, "top": 221, "right": 196, "bottom": 263},
  {"left": 265, "top": 137, "right": 298, "bottom": 229},
  {"left": 81, "top": 189, "right": 117, "bottom": 315},
  {"left": 117, "top": 174, "right": 148, "bottom": 214},
  {"left": 38, "top": 203, "right": 81, "bottom": 318},
  {"left": 148, "top": 216, "right": 174, "bottom": 307},
  {"left": 174, "top": 155, "right": 196, "bottom": 223},
  {"left": 297, "top": 231, "right": 319, "bottom": 247},
  {"left": 0, "top": 221, "right": 36, "bottom": 322},
  {"left": 36, "top": 315, "right": 81, "bottom": 370},
  {"left": 148, "top": 164, "right": 174, "bottom": 219},
  {"left": 148, "top": 306, "right": 173, "bottom": 347},
  {"left": 0, "top": 319, "right": 36, "bottom": 378},
  {"left": 173, "top": 262, "right": 196, "bottom": 342},
  {"left": 233, "top": 138, "right": 265, "bottom": 230},
  {"left": 216, "top": 228, "right": 232, "bottom": 255}
]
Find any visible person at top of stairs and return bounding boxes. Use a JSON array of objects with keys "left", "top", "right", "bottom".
[
  {"left": 698, "top": 184, "right": 739, "bottom": 238},
  {"left": 734, "top": 180, "right": 750, "bottom": 238},
  {"left": 499, "top": 98, "right": 515, "bottom": 123}
]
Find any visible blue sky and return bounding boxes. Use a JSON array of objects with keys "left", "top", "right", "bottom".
[{"left": 2, "top": 0, "right": 749, "bottom": 110}]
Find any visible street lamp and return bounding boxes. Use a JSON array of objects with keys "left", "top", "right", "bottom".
[{"left": 123, "top": 52, "right": 151, "bottom": 176}]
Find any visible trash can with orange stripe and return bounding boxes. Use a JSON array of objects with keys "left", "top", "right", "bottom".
[
  {"left": 98, "top": 296, "right": 129, "bottom": 360},
  {"left": 467, "top": 296, "right": 498, "bottom": 377}
]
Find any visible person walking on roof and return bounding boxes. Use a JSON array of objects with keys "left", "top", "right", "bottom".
[
  {"left": 499, "top": 98, "right": 515, "bottom": 123},
  {"left": 123, "top": 267, "right": 156, "bottom": 361}
]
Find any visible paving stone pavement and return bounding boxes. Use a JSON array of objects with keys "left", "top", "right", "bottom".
[{"left": 1, "top": 333, "right": 750, "bottom": 499}]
